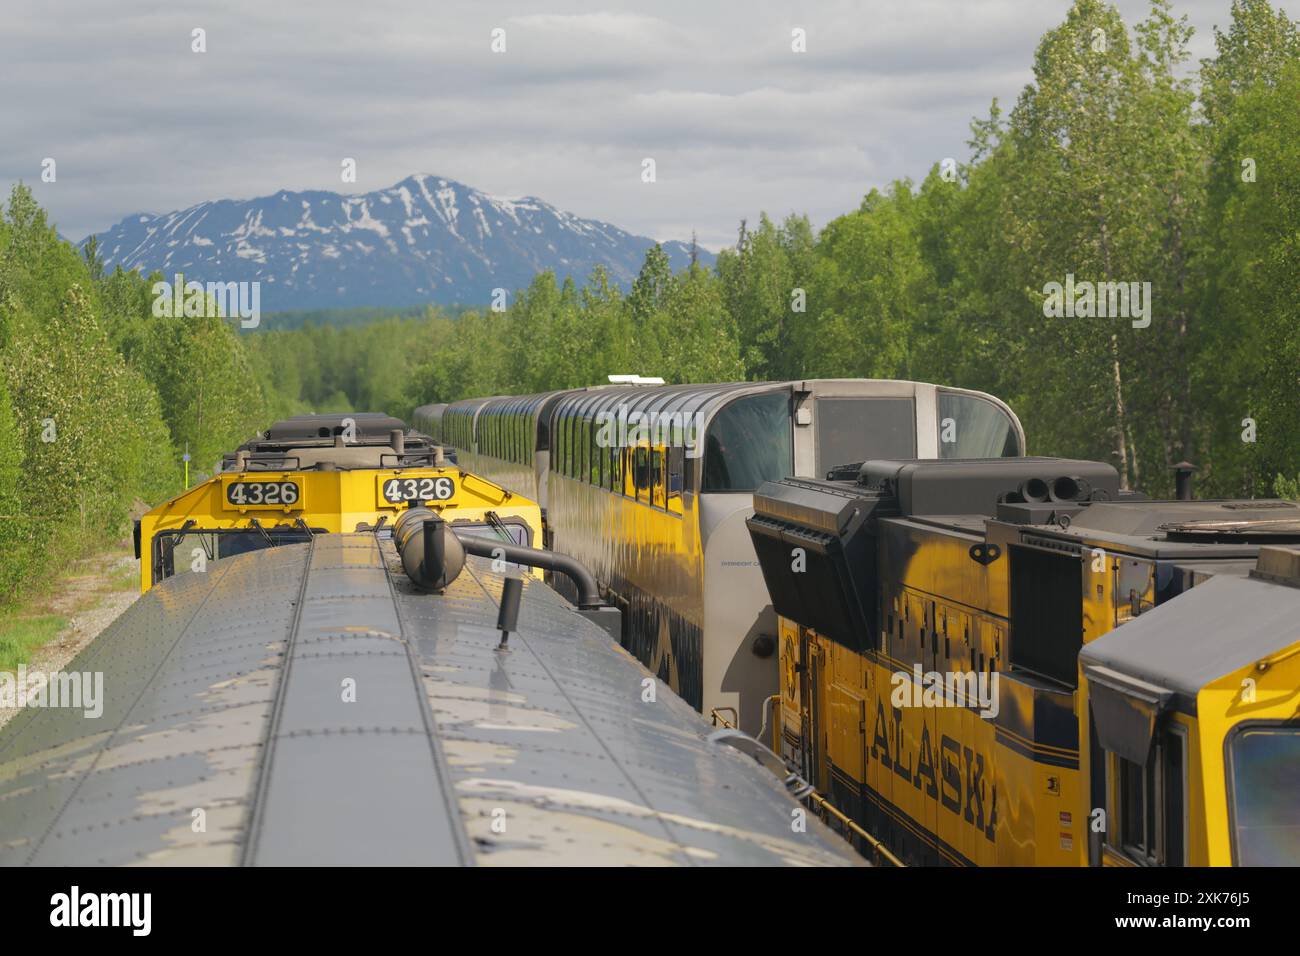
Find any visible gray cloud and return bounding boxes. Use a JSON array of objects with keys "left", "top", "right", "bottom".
[{"left": 1, "top": 0, "right": 1237, "bottom": 251}]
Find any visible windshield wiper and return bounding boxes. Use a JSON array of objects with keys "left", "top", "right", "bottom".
[
  {"left": 247, "top": 518, "right": 274, "bottom": 546},
  {"left": 485, "top": 510, "right": 514, "bottom": 543}
]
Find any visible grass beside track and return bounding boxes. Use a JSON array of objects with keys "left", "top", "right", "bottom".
[{"left": 0, "top": 616, "right": 67, "bottom": 673}]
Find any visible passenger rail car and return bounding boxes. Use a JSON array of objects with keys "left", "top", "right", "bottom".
[
  {"left": 418, "top": 380, "right": 1025, "bottom": 736},
  {"left": 747, "top": 457, "right": 1300, "bottom": 866},
  {"left": 135, "top": 413, "right": 540, "bottom": 591},
  {"left": 0, "top": 534, "right": 859, "bottom": 866}
]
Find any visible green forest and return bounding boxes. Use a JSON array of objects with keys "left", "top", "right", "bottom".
[{"left": 0, "top": 0, "right": 1297, "bottom": 611}]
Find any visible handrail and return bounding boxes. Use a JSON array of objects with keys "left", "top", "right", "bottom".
[
  {"left": 760, "top": 694, "right": 780, "bottom": 752},
  {"left": 709, "top": 707, "right": 738, "bottom": 729},
  {"left": 455, "top": 533, "right": 603, "bottom": 608},
  {"left": 709, "top": 703, "right": 903, "bottom": 867},
  {"left": 803, "top": 789, "right": 905, "bottom": 867}
]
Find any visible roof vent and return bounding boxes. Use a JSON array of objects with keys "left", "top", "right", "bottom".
[
  {"left": 1252, "top": 546, "right": 1300, "bottom": 588},
  {"left": 607, "top": 374, "right": 665, "bottom": 385}
]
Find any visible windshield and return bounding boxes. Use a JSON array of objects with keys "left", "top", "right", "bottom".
[
  {"left": 153, "top": 527, "right": 318, "bottom": 581},
  {"left": 1228, "top": 724, "right": 1300, "bottom": 865},
  {"left": 937, "top": 391, "right": 1022, "bottom": 458}
]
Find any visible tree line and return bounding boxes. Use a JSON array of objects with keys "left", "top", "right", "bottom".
[
  {"left": 409, "top": 0, "right": 1300, "bottom": 499},
  {"left": 0, "top": 188, "right": 453, "bottom": 605}
]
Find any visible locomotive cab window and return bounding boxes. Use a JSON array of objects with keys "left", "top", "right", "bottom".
[
  {"left": 1227, "top": 723, "right": 1300, "bottom": 865},
  {"left": 1107, "top": 726, "right": 1186, "bottom": 867},
  {"left": 153, "top": 525, "right": 321, "bottom": 583}
]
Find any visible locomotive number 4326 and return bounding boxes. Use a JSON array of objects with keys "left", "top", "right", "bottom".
[
  {"left": 225, "top": 480, "right": 301, "bottom": 508},
  {"left": 381, "top": 475, "right": 455, "bottom": 503}
]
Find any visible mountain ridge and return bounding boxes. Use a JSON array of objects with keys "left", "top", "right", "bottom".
[{"left": 80, "top": 174, "right": 713, "bottom": 311}]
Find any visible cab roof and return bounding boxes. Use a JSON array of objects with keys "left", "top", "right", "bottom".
[{"left": 1080, "top": 570, "right": 1298, "bottom": 710}]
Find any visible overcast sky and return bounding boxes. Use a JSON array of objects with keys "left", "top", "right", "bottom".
[{"left": 2, "top": 0, "right": 1236, "bottom": 250}]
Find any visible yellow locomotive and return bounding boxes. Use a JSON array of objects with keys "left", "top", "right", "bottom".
[
  {"left": 748, "top": 457, "right": 1300, "bottom": 866},
  {"left": 135, "top": 413, "right": 543, "bottom": 592}
]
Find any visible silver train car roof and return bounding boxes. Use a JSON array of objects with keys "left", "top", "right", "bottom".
[
  {"left": 427, "top": 378, "right": 1026, "bottom": 457},
  {"left": 0, "top": 534, "right": 858, "bottom": 867}
]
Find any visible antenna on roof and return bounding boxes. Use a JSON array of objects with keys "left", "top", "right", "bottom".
[{"left": 607, "top": 374, "right": 666, "bottom": 385}]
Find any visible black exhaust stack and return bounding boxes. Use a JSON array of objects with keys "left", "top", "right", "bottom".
[
  {"left": 1174, "top": 461, "right": 1195, "bottom": 501},
  {"left": 496, "top": 577, "right": 522, "bottom": 648},
  {"left": 393, "top": 507, "right": 621, "bottom": 640}
]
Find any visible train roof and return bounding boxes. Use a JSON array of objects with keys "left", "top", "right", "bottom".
[
  {"left": 259, "top": 412, "right": 410, "bottom": 442},
  {"left": 411, "top": 403, "right": 448, "bottom": 423},
  {"left": 986, "top": 498, "right": 1300, "bottom": 561},
  {"left": 0, "top": 534, "right": 857, "bottom": 866},
  {"left": 767, "top": 458, "right": 1300, "bottom": 559},
  {"left": 448, "top": 379, "right": 1020, "bottom": 419},
  {"left": 1080, "top": 568, "right": 1298, "bottom": 712},
  {"left": 1080, "top": 548, "right": 1300, "bottom": 768},
  {"left": 223, "top": 413, "right": 451, "bottom": 472},
  {"left": 442, "top": 379, "right": 1025, "bottom": 454}
]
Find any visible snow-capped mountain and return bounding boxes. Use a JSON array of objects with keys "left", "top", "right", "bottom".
[{"left": 80, "top": 175, "right": 712, "bottom": 312}]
